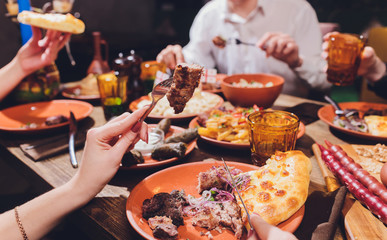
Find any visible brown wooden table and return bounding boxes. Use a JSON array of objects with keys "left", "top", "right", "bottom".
[{"left": 1, "top": 94, "right": 376, "bottom": 240}]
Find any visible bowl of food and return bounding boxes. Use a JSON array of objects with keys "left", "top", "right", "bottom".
[{"left": 221, "top": 73, "right": 284, "bottom": 107}]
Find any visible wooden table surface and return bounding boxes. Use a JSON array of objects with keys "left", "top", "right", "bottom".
[{"left": 0, "top": 94, "right": 380, "bottom": 240}]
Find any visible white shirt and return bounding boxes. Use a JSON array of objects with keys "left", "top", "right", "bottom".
[{"left": 182, "top": 0, "right": 331, "bottom": 98}]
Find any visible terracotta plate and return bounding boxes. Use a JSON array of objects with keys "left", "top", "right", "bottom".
[
  {"left": 189, "top": 117, "right": 305, "bottom": 149},
  {"left": 126, "top": 161, "right": 305, "bottom": 240},
  {"left": 120, "top": 124, "right": 196, "bottom": 170},
  {"left": 317, "top": 102, "right": 387, "bottom": 141},
  {"left": 0, "top": 100, "right": 93, "bottom": 133},
  {"left": 129, "top": 92, "right": 224, "bottom": 121}
]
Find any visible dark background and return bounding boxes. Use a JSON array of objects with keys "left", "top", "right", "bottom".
[{"left": 1, "top": 0, "right": 387, "bottom": 84}]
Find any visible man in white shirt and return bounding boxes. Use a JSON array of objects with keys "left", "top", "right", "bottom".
[{"left": 157, "top": 0, "right": 331, "bottom": 98}]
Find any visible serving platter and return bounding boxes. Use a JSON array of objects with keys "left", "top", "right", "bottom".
[
  {"left": 120, "top": 124, "right": 196, "bottom": 170},
  {"left": 61, "top": 84, "right": 100, "bottom": 100},
  {"left": 126, "top": 161, "right": 305, "bottom": 240},
  {"left": 189, "top": 117, "right": 305, "bottom": 149},
  {"left": 0, "top": 100, "right": 93, "bottom": 133},
  {"left": 317, "top": 102, "right": 387, "bottom": 141},
  {"left": 129, "top": 92, "right": 224, "bottom": 121}
]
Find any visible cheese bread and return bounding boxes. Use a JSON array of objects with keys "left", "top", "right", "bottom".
[
  {"left": 17, "top": 11, "right": 85, "bottom": 34},
  {"left": 237, "top": 150, "right": 311, "bottom": 226},
  {"left": 364, "top": 115, "right": 387, "bottom": 137}
]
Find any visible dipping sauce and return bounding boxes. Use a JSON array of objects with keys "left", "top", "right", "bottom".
[{"left": 133, "top": 128, "right": 164, "bottom": 156}]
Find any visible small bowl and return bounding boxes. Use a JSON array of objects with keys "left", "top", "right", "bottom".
[{"left": 221, "top": 73, "right": 284, "bottom": 107}]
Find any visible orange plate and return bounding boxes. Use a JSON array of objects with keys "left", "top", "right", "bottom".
[
  {"left": 317, "top": 102, "right": 387, "bottom": 141},
  {"left": 0, "top": 100, "right": 93, "bottom": 133},
  {"left": 126, "top": 161, "right": 305, "bottom": 239},
  {"left": 202, "top": 73, "right": 227, "bottom": 94},
  {"left": 129, "top": 93, "right": 224, "bottom": 121},
  {"left": 189, "top": 117, "right": 305, "bottom": 150},
  {"left": 61, "top": 85, "right": 100, "bottom": 100},
  {"left": 120, "top": 124, "right": 196, "bottom": 170}
]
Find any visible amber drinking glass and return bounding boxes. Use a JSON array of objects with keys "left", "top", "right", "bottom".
[
  {"left": 140, "top": 61, "right": 167, "bottom": 94},
  {"left": 97, "top": 72, "right": 128, "bottom": 121},
  {"left": 327, "top": 33, "right": 366, "bottom": 86},
  {"left": 247, "top": 110, "right": 299, "bottom": 166}
]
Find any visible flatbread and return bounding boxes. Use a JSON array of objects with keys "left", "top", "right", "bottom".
[
  {"left": 364, "top": 115, "right": 387, "bottom": 137},
  {"left": 237, "top": 150, "right": 311, "bottom": 226},
  {"left": 17, "top": 10, "right": 85, "bottom": 34}
]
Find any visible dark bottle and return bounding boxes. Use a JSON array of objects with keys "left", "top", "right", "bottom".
[
  {"left": 87, "top": 32, "right": 110, "bottom": 74},
  {"left": 126, "top": 50, "right": 144, "bottom": 102}
]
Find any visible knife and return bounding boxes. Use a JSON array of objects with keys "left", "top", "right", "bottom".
[
  {"left": 311, "top": 186, "right": 347, "bottom": 240},
  {"left": 221, "top": 158, "right": 254, "bottom": 231},
  {"left": 69, "top": 111, "right": 78, "bottom": 168}
]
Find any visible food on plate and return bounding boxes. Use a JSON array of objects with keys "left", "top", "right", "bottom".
[
  {"left": 156, "top": 118, "right": 171, "bottom": 135},
  {"left": 136, "top": 89, "right": 222, "bottom": 117},
  {"left": 151, "top": 142, "right": 187, "bottom": 160},
  {"left": 165, "top": 128, "right": 198, "bottom": 144},
  {"left": 364, "top": 115, "right": 387, "bottom": 137},
  {"left": 133, "top": 128, "right": 164, "bottom": 156},
  {"left": 236, "top": 151, "right": 311, "bottom": 226},
  {"left": 333, "top": 109, "right": 368, "bottom": 133},
  {"left": 212, "top": 35, "right": 227, "bottom": 49},
  {"left": 325, "top": 141, "right": 387, "bottom": 204},
  {"left": 63, "top": 74, "right": 100, "bottom": 96},
  {"left": 121, "top": 150, "right": 144, "bottom": 166},
  {"left": 318, "top": 144, "right": 387, "bottom": 224},
  {"left": 17, "top": 10, "right": 85, "bottom": 34},
  {"left": 141, "top": 150, "right": 310, "bottom": 239},
  {"left": 21, "top": 114, "right": 69, "bottom": 129},
  {"left": 197, "top": 105, "right": 262, "bottom": 144},
  {"left": 167, "top": 63, "right": 203, "bottom": 114},
  {"left": 232, "top": 78, "right": 273, "bottom": 88},
  {"left": 142, "top": 190, "right": 188, "bottom": 239}
]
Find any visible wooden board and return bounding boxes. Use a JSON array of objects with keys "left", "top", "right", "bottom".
[{"left": 312, "top": 144, "right": 387, "bottom": 240}]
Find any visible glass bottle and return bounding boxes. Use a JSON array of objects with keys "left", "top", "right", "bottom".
[
  {"left": 126, "top": 50, "right": 144, "bottom": 102},
  {"left": 87, "top": 31, "right": 110, "bottom": 74}
]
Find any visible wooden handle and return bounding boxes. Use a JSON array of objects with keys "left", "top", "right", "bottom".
[{"left": 312, "top": 144, "right": 341, "bottom": 192}]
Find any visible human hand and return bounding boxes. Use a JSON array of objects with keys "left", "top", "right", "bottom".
[
  {"left": 322, "top": 32, "right": 386, "bottom": 82},
  {"left": 156, "top": 44, "right": 185, "bottom": 70},
  {"left": 257, "top": 32, "right": 303, "bottom": 69},
  {"left": 15, "top": 26, "right": 71, "bottom": 76},
  {"left": 247, "top": 213, "right": 298, "bottom": 240},
  {"left": 72, "top": 108, "right": 148, "bottom": 199}
]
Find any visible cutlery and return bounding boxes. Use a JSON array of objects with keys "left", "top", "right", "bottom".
[
  {"left": 65, "top": 41, "right": 76, "bottom": 66},
  {"left": 132, "top": 78, "right": 173, "bottom": 130},
  {"left": 221, "top": 158, "right": 254, "bottom": 231},
  {"left": 69, "top": 111, "right": 78, "bottom": 168},
  {"left": 324, "top": 95, "right": 358, "bottom": 131},
  {"left": 229, "top": 38, "right": 256, "bottom": 47},
  {"left": 311, "top": 186, "right": 347, "bottom": 240}
]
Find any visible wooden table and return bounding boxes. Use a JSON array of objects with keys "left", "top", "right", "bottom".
[{"left": 0, "top": 94, "right": 374, "bottom": 240}]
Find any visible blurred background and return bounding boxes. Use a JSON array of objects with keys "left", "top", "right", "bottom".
[{"left": 1, "top": 0, "right": 387, "bottom": 83}]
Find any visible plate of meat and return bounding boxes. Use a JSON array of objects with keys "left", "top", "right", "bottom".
[{"left": 126, "top": 159, "right": 305, "bottom": 240}]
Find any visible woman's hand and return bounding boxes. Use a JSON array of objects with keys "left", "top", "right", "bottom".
[
  {"left": 247, "top": 213, "right": 298, "bottom": 240},
  {"left": 72, "top": 108, "right": 148, "bottom": 199},
  {"left": 15, "top": 26, "right": 71, "bottom": 76},
  {"left": 322, "top": 32, "right": 386, "bottom": 82},
  {"left": 257, "top": 32, "right": 303, "bottom": 69},
  {"left": 156, "top": 44, "right": 185, "bottom": 70}
]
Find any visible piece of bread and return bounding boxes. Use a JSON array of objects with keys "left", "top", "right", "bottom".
[
  {"left": 17, "top": 10, "right": 85, "bottom": 34},
  {"left": 364, "top": 115, "right": 387, "bottom": 137},
  {"left": 237, "top": 150, "right": 311, "bottom": 226}
]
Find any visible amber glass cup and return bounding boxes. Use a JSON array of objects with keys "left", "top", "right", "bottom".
[
  {"left": 247, "top": 110, "right": 299, "bottom": 166},
  {"left": 97, "top": 72, "right": 128, "bottom": 121},
  {"left": 327, "top": 33, "right": 366, "bottom": 86},
  {"left": 140, "top": 61, "right": 167, "bottom": 94}
]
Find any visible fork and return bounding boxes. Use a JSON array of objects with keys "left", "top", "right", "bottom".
[
  {"left": 131, "top": 77, "right": 173, "bottom": 131},
  {"left": 228, "top": 38, "right": 256, "bottom": 47}
]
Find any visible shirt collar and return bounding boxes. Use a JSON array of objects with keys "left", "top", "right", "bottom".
[{"left": 221, "top": 0, "right": 265, "bottom": 23}]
